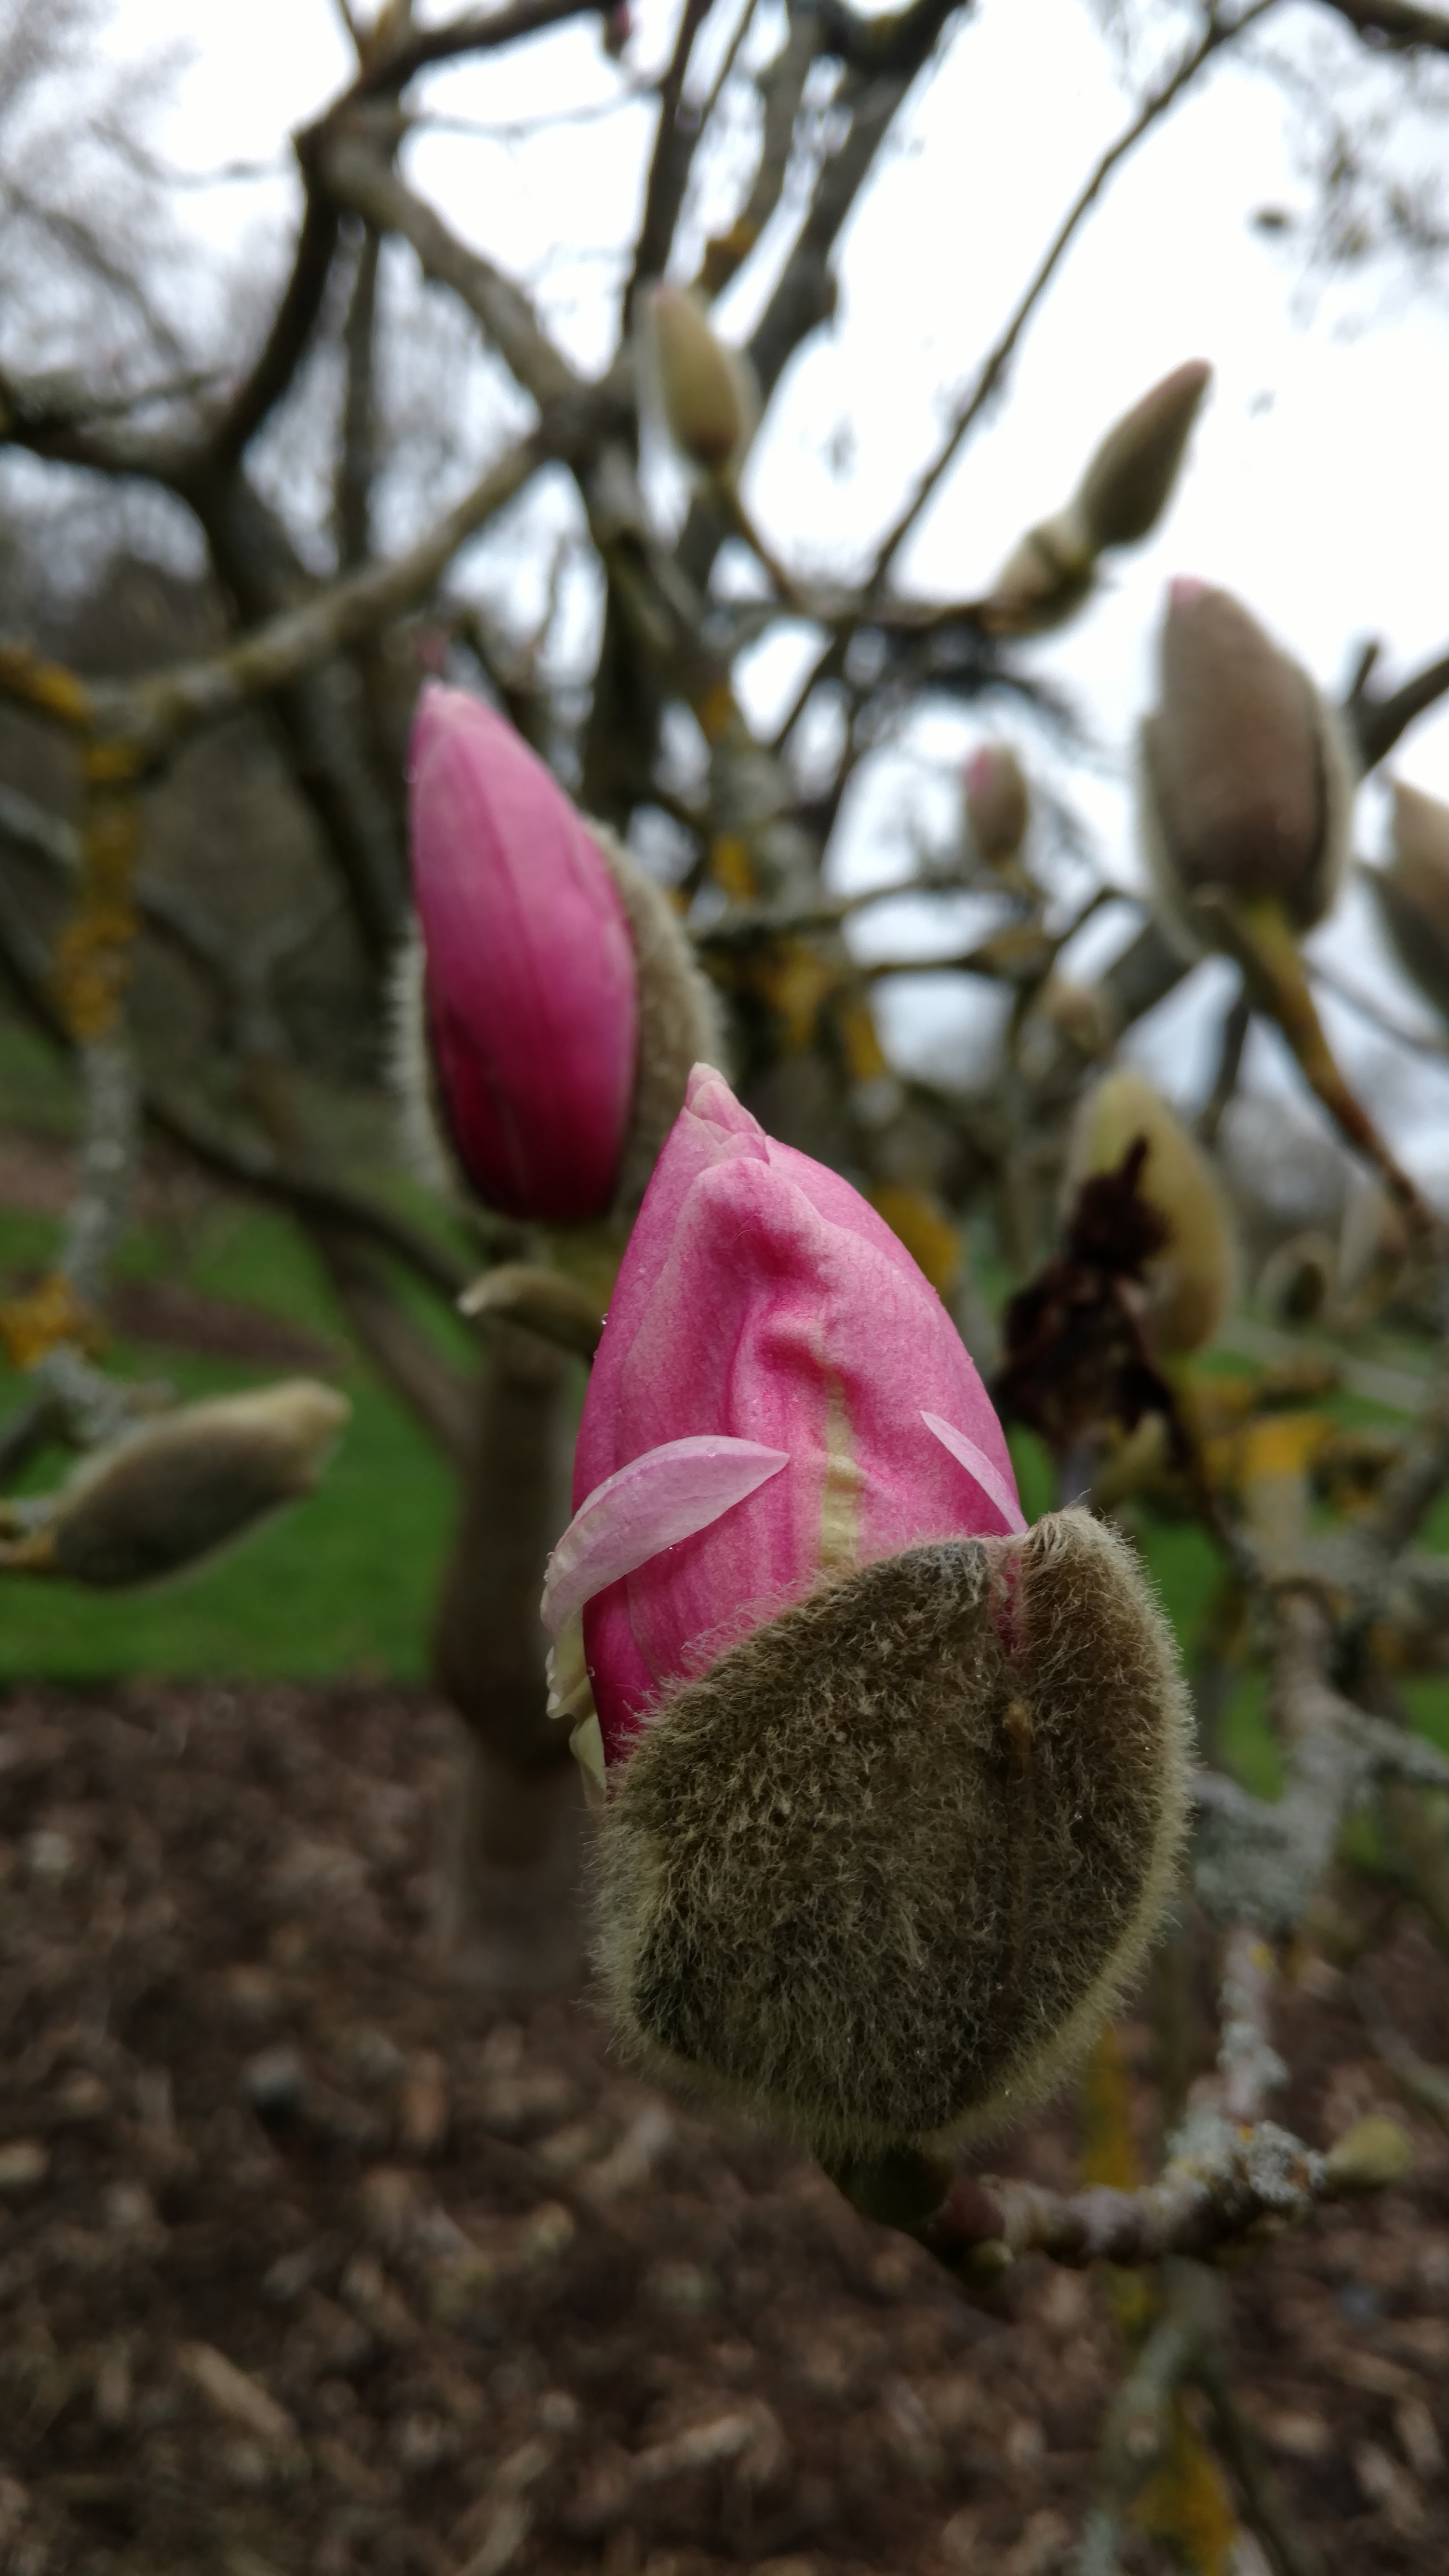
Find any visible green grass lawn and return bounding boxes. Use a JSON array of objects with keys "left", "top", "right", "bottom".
[{"left": 0, "top": 1018, "right": 459, "bottom": 1680}]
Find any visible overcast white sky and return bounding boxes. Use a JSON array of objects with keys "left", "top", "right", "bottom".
[{"left": 37, "top": 0, "right": 1449, "bottom": 1180}]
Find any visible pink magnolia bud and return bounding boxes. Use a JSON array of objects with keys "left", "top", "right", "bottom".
[
  {"left": 964, "top": 743, "right": 1030, "bottom": 869},
  {"left": 401, "top": 687, "right": 721, "bottom": 1224},
  {"left": 1140, "top": 579, "right": 1355, "bottom": 956},
  {"left": 544, "top": 1069, "right": 1191, "bottom": 2154}
]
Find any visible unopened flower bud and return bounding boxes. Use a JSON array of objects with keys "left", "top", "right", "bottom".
[
  {"left": 21, "top": 1382, "right": 349, "bottom": 1589},
  {"left": 965, "top": 744, "right": 1030, "bottom": 869},
  {"left": 1368, "top": 779, "right": 1449, "bottom": 1024},
  {"left": 642, "top": 284, "right": 753, "bottom": 478},
  {"left": 1140, "top": 579, "right": 1355, "bottom": 957},
  {"left": 978, "top": 508, "right": 1095, "bottom": 639},
  {"left": 397, "top": 686, "right": 722, "bottom": 1225},
  {"left": 1068, "top": 1070, "right": 1236, "bottom": 1357},
  {"left": 1074, "top": 361, "right": 1211, "bottom": 553},
  {"left": 544, "top": 1068, "right": 1192, "bottom": 2156}
]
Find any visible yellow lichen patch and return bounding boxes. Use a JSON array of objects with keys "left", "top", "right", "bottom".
[
  {"left": 755, "top": 941, "right": 837, "bottom": 1054},
  {"left": 1081, "top": 2023, "right": 1152, "bottom": 2334},
  {"left": 869, "top": 1183, "right": 962, "bottom": 1298},
  {"left": 0, "top": 644, "right": 90, "bottom": 727},
  {"left": 696, "top": 679, "right": 738, "bottom": 747},
  {"left": 0, "top": 1273, "right": 107, "bottom": 1370},
  {"left": 52, "top": 901, "right": 139, "bottom": 1041},
  {"left": 1230, "top": 1411, "right": 1333, "bottom": 1562},
  {"left": 708, "top": 832, "right": 757, "bottom": 900},
  {"left": 835, "top": 990, "right": 889, "bottom": 1085},
  {"left": 1132, "top": 2402, "right": 1238, "bottom": 2576}
]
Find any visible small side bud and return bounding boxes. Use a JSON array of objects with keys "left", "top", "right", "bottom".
[
  {"left": 977, "top": 508, "right": 1095, "bottom": 638},
  {"left": 1074, "top": 361, "right": 1211, "bottom": 553},
  {"left": 36, "top": 1382, "right": 349, "bottom": 1589},
  {"left": 1068, "top": 1070, "right": 1236, "bottom": 1357},
  {"left": 1367, "top": 779, "right": 1449, "bottom": 1024},
  {"left": 642, "top": 284, "right": 753, "bottom": 478},
  {"left": 1140, "top": 579, "right": 1356, "bottom": 957},
  {"left": 965, "top": 744, "right": 1030, "bottom": 870},
  {"left": 1324, "top": 2114, "right": 1413, "bottom": 2196}
]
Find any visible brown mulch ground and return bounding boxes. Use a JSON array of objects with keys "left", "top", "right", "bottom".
[{"left": 0, "top": 1681, "right": 1447, "bottom": 2576}]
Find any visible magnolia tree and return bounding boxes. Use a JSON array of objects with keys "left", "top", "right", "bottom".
[{"left": 4, "top": 0, "right": 1449, "bottom": 2565}]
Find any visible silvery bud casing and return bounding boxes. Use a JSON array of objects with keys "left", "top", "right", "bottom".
[
  {"left": 15, "top": 1382, "right": 349, "bottom": 1589},
  {"left": 1367, "top": 780, "right": 1449, "bottom": 1025},
  {"left": 978, "top": 508, "right": 1096, "bottom": 639},
  {"left": 978, "top": 362, "right": 1210, "bottom": 638},
  {"left": 639, "top": 283, "right": 756, "bottom": 481},
  {"left": 1075, "top": 360, "right": 1211, "bottom": 552},
  {"left": 1139, "top": 579, "right": 1356, "bottom": 959}
]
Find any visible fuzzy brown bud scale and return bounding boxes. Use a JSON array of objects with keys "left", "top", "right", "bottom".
[
  {"left": 1076, "top": 361, "right": 1211, "bottom": 552},
  {"left": 595, "top": 1508, "right": 1192, "bottom": 2160},
  {"left": 1140, "top": 581, "right": 1355, "bottom": 957}
]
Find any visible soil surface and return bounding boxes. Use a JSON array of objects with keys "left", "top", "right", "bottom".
[{"left": 0, "top": 1679, "right": 1447, "bottom": 2576}]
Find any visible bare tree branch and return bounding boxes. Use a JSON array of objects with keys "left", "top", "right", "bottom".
[
  {"left": 868, "top": 0, "right": 1282, "bottom": 582},
  {"left": 1317, "top": 0, "right": 1449, "bottom": 50},
  {"left": 621, "top": 0, "right": 716, "bottom": 328},
  {"left": 1344, "top": 635, "right": 1449, "bottom": 768}
]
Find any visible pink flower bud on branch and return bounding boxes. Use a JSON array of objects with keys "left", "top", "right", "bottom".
[
  {"left": 1140, "top": 579, "right": 1355, "bottom": 957},
  {"left": 398, "top": 686, "right": 721, "bottom": 1226},
  {"left": 964, "top": 744, "right": 1030, "bottom": 871},
  {"left": 543, "top": 1069, "right": 1192, "bottom": 2156}
]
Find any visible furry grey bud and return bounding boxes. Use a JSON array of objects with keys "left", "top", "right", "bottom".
[
  {"left": 594, "top": 1507, "right": 1192, "bottom": 2160},
  {"left": 1140, "top": 579, "right": 1355, "bottom": 958},
  {"left": 1075, "top": 361, "right": 1211, "bottom": 552},
  {"left": 13, "top": 1382, "right": 349, "bottom": 1589}
]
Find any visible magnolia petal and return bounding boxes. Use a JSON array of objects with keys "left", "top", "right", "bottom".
[
  {"left": 921, "top": 1410, "right": 1027, "bottom": 1536},
  {"left": 545, "top": 1615, "right": 593, "bottom": 1724},
  {"left": 541, "top": 1436, "right": 791, "bottom": 1639},
  {"left": 570, "top": 1712, "right": 608, "bottom": 1807}
]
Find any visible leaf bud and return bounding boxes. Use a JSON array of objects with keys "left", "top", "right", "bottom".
[
  {"left": 977, "top": 508, "right": 1095, "bottom": 639},
  {"left": 1068, "top": 1069, "right": 1236, "bottom": 1356},
  {"left": 19, "top": 1382, "right": 349, "bottom": 1589},
  {"left": 1366, "top": 779, "right": 1449, "bottom": 1025},
  {"left": 964, "top": 743, "right": 1030, "bottom": 869},
  {"left": 1140, "top": 580, "right": 1355, "bottom": 957},
  {"left": 1074, "top": 361, "right": 1211, "bottom": 552}
]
